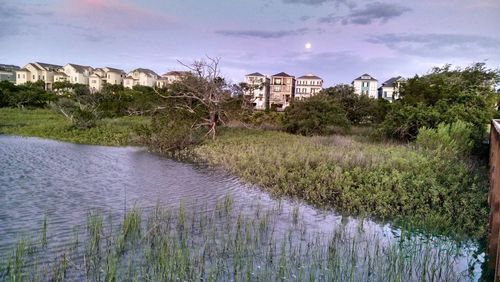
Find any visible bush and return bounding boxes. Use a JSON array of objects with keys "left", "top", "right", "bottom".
[
  {"left": 283, "top": 95, "right": 350, "bottom": 136},
  {"left": 416, "top": 120, "right": 474, "bottom": 155}
]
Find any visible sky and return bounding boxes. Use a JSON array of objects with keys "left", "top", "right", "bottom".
[{"left": 1, "top": 0, "right": 499, "bottom": 86}]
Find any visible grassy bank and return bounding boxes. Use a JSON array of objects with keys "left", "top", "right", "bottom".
[
  {"left": 0, "top": 108, "right": 148, "bottom": 146},
  {"left": 1, "top": 197, "right": 475, "bottom": 281},
  {"left": 191, "top": 128, "right": 489, "bottom": 238}
]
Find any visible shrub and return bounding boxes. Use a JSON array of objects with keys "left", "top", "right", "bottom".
[
  {"left": 283, "top": 95, "right": 350, "bottom": 136},
  {"left": 416, "top": 120, "right": 474, "bottom": 155}
]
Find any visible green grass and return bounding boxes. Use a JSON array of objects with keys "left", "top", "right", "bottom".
[
  {"left": 190, "top": 128, "right": 489, "bottom": 238},
  {"left": 0, "top": 198, "right": 477, "bottom": 281},
  {"left": 0, "top": 108, "right": 148, "bottom": 146}
]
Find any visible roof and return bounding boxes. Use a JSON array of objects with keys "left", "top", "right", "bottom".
[
  {"left": 162, "top": 71, "right": 190, "bottom": 77},
  {"left": 17, "top": 68, "right": 30, "bottom": 72},
  {"left": 297, "top": 74, "right": 322, "bottom": 80},
  {"left": 353, "top": 73, "right": 377, "bottom": 81},
  {"left": 36, "top": 62, "right": 63, "bottom": 71},
  {"left": 67, "top": 63, "right": 92, "bottom": 73},
  {"left": 54, "top": 71, "right": 68, "bottom": 76},
  {"left": 124, "top": 76, "right": 135, "bottom": 79},
  {"left": 0, "top": 64, "right": 20, "bottom": 71},
  {"left": 271, "top": 72, "right": 293, "bottom": 78},
  {"left": 380, "top": 76, "right": 402, "bottom": 87},
  {"left": 90, "top": 73, "right": 102, "bottom": 78},
  {"left": 246, "top": 72, "right": 265, "bottom": 77},
  {"left": 104, "top": 67, "right": 125, "bottom": 74},
  {"left": 131, "top": 68, "right": 159, "bottom": 77}
]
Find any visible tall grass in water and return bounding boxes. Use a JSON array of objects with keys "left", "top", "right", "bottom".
[
  {"left": 190, "top": 128, "right": 489, "bottom": 238},
  {"left": 0, "top": 197, "right": 479, "bottom": 281}
]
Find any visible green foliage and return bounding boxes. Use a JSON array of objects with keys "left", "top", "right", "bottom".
[
  {"left": 242, "top": 111, "right": 284, "bottom": 130},
  {"left": 0, "top": 81, "right": 56, "bottom": 108},
  {"left": 380, "top": 63, "right": 499, "bottom": 151},
  {"left": 321, "top": 84, "right": 389, "bottom": 125},
  {"left": 416, "top": 120, "right": 474, "bottom": 155},
  {"left": 283, "top": 95, "right": 350, "bottom": 135},
  {"left": 193, "top": 128, "right": 488, "bottom": 237},
  {"left": 0, "top": 108, "right": 147, "bottom": 146}
]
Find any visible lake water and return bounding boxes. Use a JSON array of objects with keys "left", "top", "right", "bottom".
[{"left": 0, "top": 135, "right": 485, "bottom": 280}]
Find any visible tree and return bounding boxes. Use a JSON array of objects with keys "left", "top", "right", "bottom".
[
  {"left": 283, "top": 94, "right": 350, "bottom": 136},
  {"left": 155, "top": 57, "right": 234, "bottom": 139},
  {"left": 321, "top": 84, "right": 388, "bottom": 125},
  {"left": 379, "top": 63, "right": 499, "bottom": 150}
]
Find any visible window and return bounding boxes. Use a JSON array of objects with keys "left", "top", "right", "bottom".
[
  {"left": 33, "top": 75, "right": 35, "bottom": 79},
  {"left": 92, "top": 80, "right": 96, "bottom": 83},
  {"left": 274, "top": 78, "right": 281, "bottom": 85},
  {"left": 274, "top": 86, "right": 281, "bottom": 92},
  {"left": 17, "top": 74, "right": 20, "bottom": 78}
]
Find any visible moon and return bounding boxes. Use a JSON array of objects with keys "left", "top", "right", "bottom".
[{"left": 305, "top": 42, "right": 312, "bottom": 49}]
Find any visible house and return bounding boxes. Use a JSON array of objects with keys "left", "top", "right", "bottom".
[
  {"left": 53, "top": 72, "right": 69, "bottom": 83},
  {"left": 243, "top": 72, "right": 270, "bottom": 110},
  {"left": 15, "top": 62, "right": 63, "bottom": 90},
  {"left": 378, "top": 76, "right": 404, "bottom": 102},
  {"left": 352, "top": 73, "right": 378, "bottom": 98},
  {"left": 295, "top": 74, "right": 323, "bottom": 100},
  {"left": 0, "top": 64, "right": 20, "bottom": 82},
  {"left": 156, "top": 71, "right": 190, "bottom": 88},
  {"left": 270, "top": 72, "right": 295, "bottom": 111},
  {"left": 124, "top": 68, "right": 159, "bottom": 89},
  {"left": 62, "top": 63, "right": 93, "bottom": 85},
  {"left": 89, "top": 67, "right": 126, "bottom": 93}
]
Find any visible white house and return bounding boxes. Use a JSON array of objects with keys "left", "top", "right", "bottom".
[
  {"left": 62, "top": 63, "right": 93, "bottom": 85},
  {"left": 156, "top": 71, "right": 190, "bottom": 88},
  {"left": 89, "top": 67, "right": 126, "bottom": 93},
  {"left": 378, "top": 76, "right": 404, "bottom": 102},
  {"left": 243, "top": 72, "right": 270, "bottom": 110},
  {"left": 124, "top": 68, "right": 159, "bottom": 89},
  {"left": 15, "top": 62, "right": 63, "bottom": 90},
  {"left": 295, "top": 74, "right": 323, "bottom": 100},
  {"left": 352, "top": 74, "right": 378, "bottom": 98}
]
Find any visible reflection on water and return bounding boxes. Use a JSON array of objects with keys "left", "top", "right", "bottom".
[{"left": 0, "top": 135, "right": 484, "bottom": 280}]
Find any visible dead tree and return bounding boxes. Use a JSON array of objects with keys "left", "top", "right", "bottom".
[{"left": 155, "top": 56, "right": 233, "bottom": 139}]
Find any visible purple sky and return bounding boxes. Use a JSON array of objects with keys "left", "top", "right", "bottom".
[{"left": 1, "top": 0, "right": 499, "bottom": 86}]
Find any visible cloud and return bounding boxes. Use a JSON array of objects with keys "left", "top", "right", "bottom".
[
  {"left": 64, "top": 0, "right": 175, "bottom": 29},
  {"left": 366, "top": 33, "right": 500, "bottom": 59},
  {"left": 319, "top": 2, "right": 411, "bottom": 25},
  {"left": 283, "top": 0, "right": 357, "bottom": 8},
  {"left": 215, "top": 28, "right": 311, "bottom": 39}
]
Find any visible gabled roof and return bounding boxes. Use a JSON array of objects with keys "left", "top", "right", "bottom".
[
  {"left": 0, "top": 64, "right": 20, "bottom": 71},
  {"left": 124, "top": 76, "right": 136, "bottom": 79},
  {"left": 380, "top": 76, "right": 402, "bottom": 87},
  {"left": 297, "top": 74, "right": 322, "bottom": 80},
  {"left": 162, "top": 70, "right": 190, "bottom": 77},
  {"left": 54, "top": 71, "right": 68, "bottom": 76},
  {"left": 36, "top": 62, "right": 63, "bottom": 71},
  {"left": 246, "top": 72, "right": 265, "bottom": 77},
  {"left": 67, "top": 63, "right": 93, "bottom": 73},
  {"left": 353, "top": 73, "right": 377, "bottom": 81},
  {"left": 104, "top": 67, "right": 125, "bottom": 74},
  {"left": 17, "top": 68, "right": 30, "bottom": 72},
  {"left": 90, "top": 73, "right": 102, "bottom": 78},
  {"left": 131, "top": 68, "right": 159, "bottom": 77},
  {"left": 272, "top": 72, "right": 293, "bottom": 78}
]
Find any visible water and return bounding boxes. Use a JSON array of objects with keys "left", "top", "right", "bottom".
[{"left": 0, "top": 135, "right": 485, "bottom": 280}]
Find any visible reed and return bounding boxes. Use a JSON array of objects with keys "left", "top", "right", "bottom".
[{"left": 0, "top": 197, "right": 479, "bottom": 281}]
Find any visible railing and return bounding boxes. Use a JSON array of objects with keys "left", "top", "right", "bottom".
[{"left": 489, "top": 119, "right": 500, "bottom": 280}]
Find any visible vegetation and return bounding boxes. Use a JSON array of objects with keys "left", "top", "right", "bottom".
[
  {"left": 379, "top": 63, "right": 499, "bottom": 152},
  {"left": 284, "top": 94, "right": 350, "bottom": 135},
  {"left": 0, "top": 197, "right": 478, "bottom": 281},
  {"left": 0, "top": 108, "right": 147, "bottom": 146},
  {"left": 191, "top": 128, "right": 488, "bottom": 238}
]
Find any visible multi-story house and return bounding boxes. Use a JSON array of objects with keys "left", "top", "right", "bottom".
[
  {"left": 15, "top": 62, "right": 63, "bottom": 90},
  {"left": 352, "top": 74, "right": 378, "bottom": 98},
  {"left": 62, "top": 63, "right": 93, "bottom": 85},
  {"left": 0, "top": 64, "right": 20, "bottom": 82},
  {"left": 89, "top": 67, "right": 126, "bottom": 93},
  {"left": 124, "top": 68, "right": 159, "bottom": 89},
  {"left": 378, "top": 76, "right": 404, "bottom": 102},
  {"left": 156, "top": 71, "right": 191, "bottom": 88},
  {"left": 270, "top": 72, "right": 295, "bottom": 111},
  {"left": 243, "top": 72, "right": 270, "bottom": 110},
  {"left": 295, "top": 74, "right": 323, "bottom": 100}
]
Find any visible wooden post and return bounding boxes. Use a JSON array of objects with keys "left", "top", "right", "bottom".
[{"left": 489, "top": 119, "right": 500, "bottom": 280}]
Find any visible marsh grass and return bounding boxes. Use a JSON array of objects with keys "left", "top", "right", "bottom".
[
  {"left": 191, "top": 128, "right": 489, "bottom": 237},
  {"left": 0, "top": 108, "right": 148, "bottom": 146},
  {"left": 0, "top": 197, "right": 479, "bottom": 281}
]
